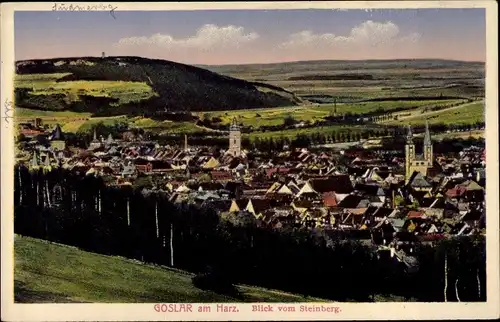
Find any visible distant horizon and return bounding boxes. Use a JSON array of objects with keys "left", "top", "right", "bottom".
[
  {"left": 15, "top": 55, "right": 486, "bottom": 67},
  {"left": 15, "top": 9, "right": 486, "bottom": 64}
]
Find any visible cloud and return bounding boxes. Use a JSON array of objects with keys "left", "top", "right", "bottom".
[
  {"left": 279, "top": 20, "right": 420, "bottom": 49},
  {"left": 115, "top": 24, "right": 259, "bottom": 51}
]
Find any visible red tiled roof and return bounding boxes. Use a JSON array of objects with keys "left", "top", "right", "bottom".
[
  {"left": 211, "top": 171, "right": 232, "bottom": 181},
  {"left": 20, "top": 129, "right": 45, "bottom": 136},
  {"left": 445, "top": 186, "right": 467, "bottom": 198},
  {"left": 265, "top": 167, "right": 291, "bottom": 177},
  {"left": 407, "top": 211, "right": 424, "bottom": 219},
  {"left": 322, "top": 192, "right": 338, "bottom": 207}
]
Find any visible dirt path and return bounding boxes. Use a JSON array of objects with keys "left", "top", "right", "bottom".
[{"left": 194, "top": 124, "right": 225, "bottom": 133}]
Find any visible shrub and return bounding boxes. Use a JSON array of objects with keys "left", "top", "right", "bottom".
[{"left": 192, "top": 269, "right": 241, "bottom": 299}]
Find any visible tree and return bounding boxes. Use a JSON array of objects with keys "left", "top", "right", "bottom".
[
  {"left": 283, "top": 114, "right": 297, "bottom": 127},
  {"left": 198, "top": 173, "right": 211, "bottom": 183},
  {"left": 394, "top": 195, "right": 405, "bottom": 207}
]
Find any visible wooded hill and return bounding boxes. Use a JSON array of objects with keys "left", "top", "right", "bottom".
[{"left": 15, "top": 56, "right": 301, "bottom": 116}]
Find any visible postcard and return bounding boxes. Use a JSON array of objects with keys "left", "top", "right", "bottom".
[{"left": 1, "top": 1, "right": 499, "bottom": 321}]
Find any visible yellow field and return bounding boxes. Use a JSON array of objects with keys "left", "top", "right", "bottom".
[{"left": 15, "top": 73, "right": 157, "bottom": 105}]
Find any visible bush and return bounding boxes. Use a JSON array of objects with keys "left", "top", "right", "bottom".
[
  {"left": 283, "top": 114, "right": 297, "bottom": 126},
  {"left": 192, "top": 270, "right": 241, "bottom": 299}
]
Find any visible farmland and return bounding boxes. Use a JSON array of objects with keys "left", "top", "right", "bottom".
[
  {"left": 201, "top": 99, "right": 465, "bottom": 129},
  {"left": 387, "top": 101, "right": 485, "bottom": 126},
  {"left": 204, "top": 59, "right": 485, "bottom": 102},
  {"left": 14, "top": 58, "right": 485, "bottom": 141},
  {"left": 246, "top": 124, "right": 379, "bottom": 140},
  {"left": 15, "top": 73, "right": 157, "bottom": 106},
  {"left": 17, "top": 98, "right": 483, "bottom": 140}
]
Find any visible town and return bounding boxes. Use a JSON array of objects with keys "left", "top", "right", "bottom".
[{"left": 16, "top": 114, "right": 486, "bottom": 251}]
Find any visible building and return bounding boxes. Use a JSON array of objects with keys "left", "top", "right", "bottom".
[
  {"left": 49, "top": 124, "right": 66, "bottom": 150},
  {"left": 89, "top": 128, "right": 102, "bottom": 150},
  {"left": 405, "top": 121, "right": 433, "bottom": 182},
  {"left": 227, "top": 117, "right": 241, "bottom": 157}
]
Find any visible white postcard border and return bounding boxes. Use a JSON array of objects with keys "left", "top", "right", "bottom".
[{"left": 1, "top": 1, "right": 499, "bottom": 321}]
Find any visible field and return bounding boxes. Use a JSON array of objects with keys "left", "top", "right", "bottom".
[
  {"left": 204, "top": 60, "right": 484, "bottom": 102},
  {"left": 14, "top": 58, "right": 485, "bottom": 140},
  {"left": 14, "top": 235, "right": 324, "bottom": 303},
  {"left": 17, "top": 98, "right": 483, "bottom": 139},
  {"left": 15, "top": 107, "right": 90, "bottom": 118},
  {"left": 15, "top": 73, "right": 157, "bottom": 105},
  {"left": 201, "top": 100, "right": 464, "bottom": 129},
  {"left": 386, "top": 102, "right": 485, "bottom": 126},
  {"left": 246, "top": 124, "right": 378, "bottom": 140}
]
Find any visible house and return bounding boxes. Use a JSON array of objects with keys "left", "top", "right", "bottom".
[
  {"left": 407, "top": 171, "right": 433, "bottom": 192},
  {"left": 211, "top": 170, "right": 233, "bottom": 182},
  {"left": 337, "top": 195, "right": 369, "bottom": 209},
  {"left": 121, "top": 161, "right": 137, "bottom": 178},
  {"left": 229, "top": 198, "right": 250, "bottom": 213},
  {"left": 301, "top": 207, "right": 329, "bottom": 228},
  {"left": 296, "top": 175, "right": 354, "bottom": 201},
  {"left": 202, "top": 157, "right": 220, "bottom": 169},
  {"left": 246, "top": 198, "right": 278, "bottom": 218},
  {"left": 322, "top": 192, "right": 338, "bottom": 207}
]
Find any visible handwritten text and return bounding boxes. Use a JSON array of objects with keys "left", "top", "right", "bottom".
[
  {"left": 52, "top": 3, "right": 117, "bottom": 19},
  {"left": 3, "top": 99, "right": 13, "bottom": 126}
]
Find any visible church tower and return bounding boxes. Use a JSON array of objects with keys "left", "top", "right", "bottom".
[
  {"left": 405, "top": 121, "right": 434, "bottom": 182},
  {"left": 89, "top": 128, "right": 102, "bottom": 150},
  {"left": 423, "top": 120, "right": 433, "bottom": 164},
  {"left": 228, "top": 117, "right": 241, "bottom": 157},
  {"left": 405, "top": 125, "right": 415, "bottom": 180}
]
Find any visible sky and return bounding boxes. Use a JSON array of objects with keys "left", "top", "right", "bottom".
[{"left": 14, "top": 9, "right": 486, "bottom": 65}]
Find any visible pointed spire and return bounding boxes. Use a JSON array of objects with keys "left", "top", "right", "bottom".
[
  {"left": 45, "top": 153, "right": 51, "bottom": 166},
  {"left": 31, "top": 150, "right": 39, "bottom": 167},
  {"left": 424, "top": 120, "right": 432, "bottom": 146},
  {"left": 406, "top": 125, "right": 414, "bottom": 144},
  {"left": 230, "top": 117, "right": 240, "bottom": 131},
  {"left": 51, "top": 124, "right": 64, "bottom": 141}
]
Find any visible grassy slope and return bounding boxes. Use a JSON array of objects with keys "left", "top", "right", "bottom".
[{"left": 14, "top": 236, "right": 324, "bottom": 303}]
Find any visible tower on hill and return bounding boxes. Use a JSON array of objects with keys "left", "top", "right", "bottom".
[
  {"left": 405, "top": 121, "right": 433, "bottom": 182},
  {"left": 227, "top": 117, "right": 241, "bottom": 157}
]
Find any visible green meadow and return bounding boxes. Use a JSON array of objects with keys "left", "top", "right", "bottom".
[
  {"left": 15, "top": 73, "right": 157, "bottom": 105},
  {"left": 200, "top": 100, "right": 462, "bottom": 129},
  {"left": 14, "top": 236, "right": 324, "bottom": 303},
  {"left": 389, "top": 102, "right": 485, "bottom": 126}
]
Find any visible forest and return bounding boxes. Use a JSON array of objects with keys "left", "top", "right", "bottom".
[{"left": 13, "top": 166, "right": 486, "bottom": 302}]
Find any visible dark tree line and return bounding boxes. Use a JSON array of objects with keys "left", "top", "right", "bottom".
[{"left": 14, "top": 167, "right": 486, "bottom": 302}]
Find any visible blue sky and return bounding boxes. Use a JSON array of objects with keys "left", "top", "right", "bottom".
[{"left": 15, "top": 9, "right": 486, "bottom": 64}]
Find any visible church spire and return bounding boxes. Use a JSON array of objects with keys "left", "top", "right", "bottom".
[
  {"left": 424, "top": 120, "right": 432, "bottom": 146},
  {"left": 230, "top": 117, "right": 240, "bottom": 131},
  {"left": 406, "top": 125, "right": 414, "bottom": 144},
  {"left": 30, "top": 150, "right": 39, "bottom": 168}
]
